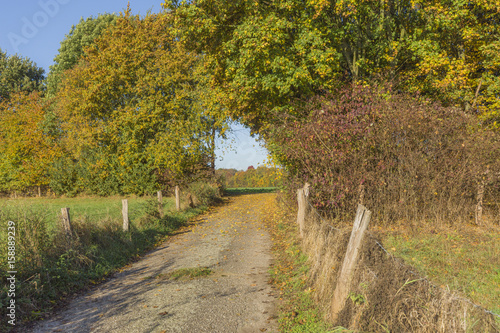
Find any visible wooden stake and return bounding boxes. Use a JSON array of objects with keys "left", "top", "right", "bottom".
[
  {"left": 296, "top": 183, "right": 310, "bottom": 238},
  {"left": 157, "top": 190, "right": 164, "bottom": 218},
  {"left": 122, "top": 199, "right": 129, "bottom": 232},
  {"left": 358, "top": 184, "right": 365, "bottom": 205},
  {"left": 61, "top": 208, "right": 72, "bottom": 236},
  {"left": 475, "top": 182, "right": 485, "bottom": 225},
  {"left": 175, "top": 186, "right": 180, "bottom": 211},
  {"left": 331, "top": 204, "right": 371, "bottom": 321}
]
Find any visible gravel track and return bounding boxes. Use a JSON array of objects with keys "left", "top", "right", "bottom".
[{"left": 28, "top": 193, "right": 278, "bottom": 333}]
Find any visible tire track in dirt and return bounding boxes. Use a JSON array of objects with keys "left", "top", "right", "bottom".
[{"left": 28, "top": 193, "right": 278, "bottom": 333}]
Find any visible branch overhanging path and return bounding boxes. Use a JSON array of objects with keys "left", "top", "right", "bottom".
[{"left": 29, "top": 193, "right": 279, "bottom": 333}]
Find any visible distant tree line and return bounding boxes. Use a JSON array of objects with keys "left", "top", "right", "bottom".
[{"left": 216, "top": 166, "right": 280, "bottom": 188}]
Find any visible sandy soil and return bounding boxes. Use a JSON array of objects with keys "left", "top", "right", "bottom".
[{"left": 27, "top": 193, "right": 279, "bottom": 333}]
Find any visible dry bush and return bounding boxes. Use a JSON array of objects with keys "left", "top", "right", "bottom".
[{"left": 270, "top": 84, "right": 500, "bottom": 226}]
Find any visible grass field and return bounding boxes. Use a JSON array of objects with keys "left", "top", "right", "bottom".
[
  {"left": 0, "top": 195, "right": 175, "bottom": 234},
  {"left": 378, "top": 224, "right": 500, "bottom": 318}
]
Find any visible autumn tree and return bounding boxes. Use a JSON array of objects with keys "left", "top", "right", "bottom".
[
  {"left": 216, "top": 166, "right": 279, "bottom": 188},
  {"left": 164, "top": 0, "right": 420, "bottom": 131},
  {"left": 0, "top": 49, "right": 45, "bottom": 101},
  {"left": 46, "top": 14, "right": 117, "bottom": 96},
  {"left": 166, "top": 0, "right": 500, "bottom": 130},
  {"left": 0, "top": 92, "right": 60, "bottom": 193},
  {"left": 404, "top": 0, "right": 500, "bottom": 128},
  {"left": 55, "top": 9, "right": 226, "bottom": 195}
]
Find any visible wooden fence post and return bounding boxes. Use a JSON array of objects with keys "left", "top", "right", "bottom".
[
  {"left": 331, "top": 204, "right": 371, "bottom": 321},
  {"left": 475, "top": 181, "right": 485, "bottom": 225},
  {"left": 296, "top": 183, "right": 310, "bottom": 238},
  {"left": 157, "top": 190, "right": 164, "bottom": 218},
  {"left": 60, "top": 208, "right": 72, "bottom": 236},
  {"left": 175, "top": 186, "right": 181, "bottom": 211},
  {"left": 358, "top": 184, "right": 365, "bottom": 206},
  {"left": 122, "top": 199, "right": 129, "bottom": 232}
]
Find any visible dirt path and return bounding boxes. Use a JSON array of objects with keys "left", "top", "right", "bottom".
[{"left": 28, "top": 193, "right": 279, "bottom": 333}]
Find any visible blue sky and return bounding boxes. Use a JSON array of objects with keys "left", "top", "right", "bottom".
[{"left": 0, "top": 0, "right": 269, "bottom": 170}]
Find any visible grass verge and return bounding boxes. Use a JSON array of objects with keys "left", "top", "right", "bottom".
[
  {"left": 378, "top": 224, "right": 500, "bottom": 321},
  {"left": 266, "top": 194, "right": 338, "bottom": 333},
  {"left": 0, "top": 196, "right": 206, "bottom": 332}
]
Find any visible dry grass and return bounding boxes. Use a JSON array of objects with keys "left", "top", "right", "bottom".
[
  {"left": 267, "top": 196, "right": 335, "bottom": 332},
  {"left": 378, "top": 223, "right": 500, "bottom": 319},
  {"left": 295, "top": 200, "right": 500, "bottom": 332}
]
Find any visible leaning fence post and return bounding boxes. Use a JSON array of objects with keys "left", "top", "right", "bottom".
[
  {"left": 175, "top": 186, "right": 181, "bottom": 211},
  {"left": 296, "top": 183, "right": 310, "bottom": 238},
  {"left": 60, "top": 208, "right": 72, "bottom": 236},
  {"left": 157, "top": 190, "right": 164, "bottom": 218},
  {"left": 122, "top": 199, "right": 129, "bottom": 232},
  {"left": 331, "top": 204, "right": 371, "bottom": 321}
]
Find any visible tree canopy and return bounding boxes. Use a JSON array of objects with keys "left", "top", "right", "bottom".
[
  {"left": 46, "top": 13, "right": 118, "bottom": 96},
  {"left": 0, "top": 49, "right": 45, "bottom": 101},
  {"left": 165, "top": 0, "right": 500, "bottom": 130},
  {"left": 53, "top": 10, "right": 225, "bottom": 195},
  {"left": 2, "top": 1, "right": 499, "bottom": 199}
]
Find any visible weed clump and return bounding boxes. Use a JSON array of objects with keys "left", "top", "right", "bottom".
[
  {"left": 162, "top": 267, "right": 213, "bottom": 280},
  {"left": 187, "top": 181, "right": 223, "bottom": 206}
]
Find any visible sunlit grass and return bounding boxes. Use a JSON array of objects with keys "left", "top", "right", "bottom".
[
  {"left": 0, "top": 195, "right": 175, "bottom": 234},
  {"left": 381, "top": 225, "right": 500, "bottom": 316},
  {"left": 224, "top": 187, "right": 278, "bottom": 196},
  {"left": 267, "top": 199, "right": 335, "bottom": 333},
  {"left": 0, "top": 194, "right": 206, "bottom": 329}
]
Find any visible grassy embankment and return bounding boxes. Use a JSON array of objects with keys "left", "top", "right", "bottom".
[
  {"left": 0, "top": 194, "right": 207, "bottom": 330},
  {"left": 379, "top": 224, "right": 500, "bottom": 318},
  {"left": 267, "top": 191, "right": 500, "bottom": 331},
  {"left": 266, "top": 193, "right": 339, "bottom": 333}
]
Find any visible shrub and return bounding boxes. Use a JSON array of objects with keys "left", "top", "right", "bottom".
[
  {"left": 269, "top": 84, "right": 500, "bottom": 225},
  {"left": 187, "top": 181, "right": 222, "bottom": 206}
]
